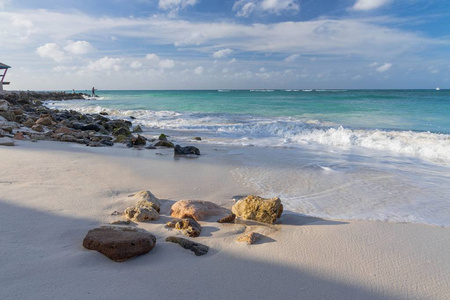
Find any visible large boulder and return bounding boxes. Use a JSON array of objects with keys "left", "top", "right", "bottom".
[
  {"left": 174, "top": 145, "right": 200, "bottom": 156},
  {"left": 170, "top": 200, "right": 229, "bottom": 221},
  {"left": 166, "top": 236, "right": 209, "bottom": 256},
  {"left": 132, "top": 190, "right": 161, "bottom": 212},
  {"left": 231, "top": 195, "right": 283, "bottom": 224},
  {"left": 36, "top": 116, "right": 54, "bottom": 126},
  {"left": 124, "top": 206, "right": 159, "bottom": 222},
  {"left": 166, "top": 218, "right": 202, "bottom": 237},
  {"left": 83, "top": 226, "right": 156, "bottom": 262}
]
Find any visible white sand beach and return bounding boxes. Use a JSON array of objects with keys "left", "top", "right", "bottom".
[{"left": 1, "top": 140, "right": 449, "bottom": 299}]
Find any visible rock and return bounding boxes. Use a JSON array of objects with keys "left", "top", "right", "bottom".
[
  {"left": 0, "top": 100, "right": 9, "bottom": 111},
  {"left": 36, "top": 116, "right": 54, "bottom": 126},
  {"left": 165, "top": 236, "right": 209, "bottom": 256},
  {"left": 154, "top": 140, "right": 174, "bottom": 148},
  {"left": 82, "top": 226, "right": 156, "bottom": 262},
  {"left": 79, "top": 124, "right": 101, "bottom": 131},
  {"left": 236, "top": 232, "right": 262, "bottom": 245},
  {"left": 110, "top": 220, "right": 131, "bottom": 225},
  {"left": 158, "top": 134, "right": 169, "bottom": 141},
  {"left": 31, "top": 124, "right": 44, "bottom": 132},
  {"left": 166, "top": 218, "right": 202, "bottom": 237},
  {"left": 14, "top": 132, "right": 24, "bottom": 140},
  {"left": 231, "top": 195, "right": 283, "bottom": 224},
  {"left": 193, "top": 137, "right": 202, "bottom": 141},
  {"left": 132, "top": 190, "right": 161, "bottom": 212},
  {"left": 132, "top": 125, "right": 143, "bottom": 133},
  {"left": 113, "top": 127, "right": 131, "bottom": 137},
  {"left": 0, "top": 137, "right": 14, "bottom": 146},
  {"left": 23, "top": 118, "right": 36, "bottom": 128},
  {"left": 99, "top": 111, "right": 109, "bottom": 115},
  {"left": 124, "top": 206, "right": 159, "bottom": 222},
  {"left": 59, "top": 134, "right": 78, "bottom": 142},
  {"left": 114, "top": 134, "right": 130, "bottom": 143},
  {"left": 100, "top": 139, "right": 114, "bottom": 146},
  {"left": 170, "top": 200, "right": 228, "bottom": 221},
  {"left": 132, "top": 134, "right": 146, "bottom": 146},
  {"left": 54, "top": 126, "right": 72, "bottom": 134},
  {"left": 174, "top": 145, "right": 200, "bottom": 156},
  {"left": 217, "top": 213, "right": 236, "bottom": 223}
]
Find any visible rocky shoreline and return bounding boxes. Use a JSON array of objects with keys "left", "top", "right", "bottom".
[{"left": 0, "top": 91, "right": 199, "bottom": 153}]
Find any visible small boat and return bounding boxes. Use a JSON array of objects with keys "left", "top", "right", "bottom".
[{"left": 436, "top": 87, "right": 440, "bottom": 91}]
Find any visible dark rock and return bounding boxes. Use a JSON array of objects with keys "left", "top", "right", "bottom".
[
  {"left": 23, "top": 118, "right": 36, "bottom": 128},
  {"left": 145, "top": 145, "right": 157, "bottom": 149},
  {"left": 132, "top": 125, "right": 143, "bottom": 133},
  {"left": 154, "top": 140, "right": 174, "bottom": 148},
  {"left": 31, "top": 124, "right": 44, "bottom": 132},
  {"left": 114, "top": 134, "right": 130, "bottom": 143},
  {"left": 174, "top": 145, "right": 201, "bottom": 156},
  {"left": 83, "top": 226, "right": 156, "bottom": 262},
  {"left": 217, "top": 213, "right": 236, "bottom": 223},
  {"left": 193, "top": 137, "right": 202, "bottom": 141},
  {"left": 113, "top": 127, "right": 131, "bottom": 137},
  {"left": 99, "top": 111, "right": 109, "bottom": 115},
  {"left": 165, "top": 236, "right": 209, "bottom": 256},
  {"left": 158, "top": 134, "right": 169, "bottom": 141},
  {"left": 132, "top": 134, "right": 146, "bottom": 146},
  {"left": 166, "top": 218, "right": 202, "bottom": 237},
  {"left": 79, "top": 123, "right": 101, "bottom": 131},
  {"left": 100, "top": 139, "right": 114, "bottom": 146}
]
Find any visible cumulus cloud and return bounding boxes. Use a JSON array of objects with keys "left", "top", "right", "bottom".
[
  {"left": 130, "top": 61, "right": 142, "bottom": 69},
  {"left": 376, "top": 62, "right": 392, "bottom": 72},
  {"left": 87, "top": 56, "right": 123, "bottom": 71},
  {"left": 159, "top": 59, "right": 175, "bottom": 69},
  {"left": 212, "top": 48, "right": 233, "bottom": 58},
  {"left": 233, "top": 0, "right": 299, "bottom": 17},
  {"left": 353, "top": 0, "right": 391, "bottom": 11},
  {"left": 284, "top": 54, "right": 300, "bottom": 62},
  {"left": 36, "top": 43, "right": 67, "bottom": 62},
  {"left": 146, "top": 53, "right": 160, "bottom": 61},
  {"left": 64, "top": 40, "right": 95, "bottom": 55}
]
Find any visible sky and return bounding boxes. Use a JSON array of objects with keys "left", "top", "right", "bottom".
[{"left": 0, "top": 0, "right": 449, "bottom": 90}]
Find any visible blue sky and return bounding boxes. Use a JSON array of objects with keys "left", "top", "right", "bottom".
[{"left": 1, "top": 0, "right": 449, "bottom": 90}]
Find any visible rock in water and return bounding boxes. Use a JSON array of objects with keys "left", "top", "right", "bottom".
[
  {"left": 170, "top": 200, "right": 229, "bottom": 221},
  {"left": 132, "top": 190, "right": 161, "bottom": 212},
  {"left": 83, "top": 227, "right": 156, "bottom": 262},
  {"left": 166, "top": 218, "right": 202, "bottom": 237},
  {"left": 124, "top": 206, "right": 159, "bottom": 222},
  {"left": 0, "top": 100, "right": 9, "bottom": 111},
  {"left": 166, "top": 236, "right": 209, "bottom": 256},
  {"left": 231, "top": 195, "right": 283, "bottom": 224},
  {"left": 236, "top": 232, "right": 262, "bottom": 245},
  {"left": 174, "top": 145, "right": 200, "bottom": 155}
]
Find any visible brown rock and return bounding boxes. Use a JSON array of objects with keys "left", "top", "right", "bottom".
[
  {"left": 132, "top": 190, "right": 161, "bottom": 212},
  {"left": 166, "top": 236, "right": 209, "bottom": 256},
  {"left": 170, "top": 200, "right": 229, "bottom": 221},
  {"left": 83, "top": 226, "right": 156, "bottom": 262},
  {"left": 55, "top": 126, "right": 72, "bottom": 134},
  {"left": 166, "top": 218, "right": 202, "bottom": 237},
  {"left": 23, "top": 118, "right": 36, "bottom": 128},
  {"left": 217, "top": 213, "right": 236, "bottom": 223},
  {"left": 36, "top": 116, "right": 54, "bottom": 126},
  {"left": 236, "top": 232, "right": 262, "bottom": 245},
  {"left": 124, "top": 206, "right": 159, "bottom": 222},
  {"left": 31, "top": 124, "right": 44, "bottom": 132},
  {"left": 14, "top": 132, "right": 24, "bottom": 140},
  {"left": 231, "top": 195, "right": 283, "bottom": 224}
]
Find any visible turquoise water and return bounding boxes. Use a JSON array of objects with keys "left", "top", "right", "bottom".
[
  {"left": 82, "top": 89, "right": 450, "bottom": 133},
  {"left": 48, "top": 89, "right": 450, "bottom": 226}
]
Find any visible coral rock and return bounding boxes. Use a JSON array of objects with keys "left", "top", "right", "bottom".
[
  {"left": 166, "top": 218, "right": 202, "bottom": 237},
  {"left": 124, "top": 206, "right": 159, "bottom": 222},
  {"left": 231, "top": 195, "right": 283, "bottom": 224},
  {"left": 170, "top": 200, "right": 228, "bottom": 221},
  {"left": 236, "top": 232, "right": 262, "bottom": 245},
  {"left": 166, "top": 236, "right": 209, "bottom": 256}
]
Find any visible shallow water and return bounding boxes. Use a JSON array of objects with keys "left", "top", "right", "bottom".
[{"left": 47, "top": 89, "right": 450, "bottom": 226}]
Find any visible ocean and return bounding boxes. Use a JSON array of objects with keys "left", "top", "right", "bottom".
[{"left": 46, "top": 89, "right": 450, "bottom": 226}]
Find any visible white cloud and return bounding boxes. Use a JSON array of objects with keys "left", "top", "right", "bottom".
[
  {"left": 130, "top": 61, "right": 142, "bottom": 69},
  {"left": 0, "top": 0, "right": 10, "bottom": 10},
  {"left": 376, "top": 62, "right": 392, "bottom": 72},
  {"left": 229, "top": 58, "right": 237, "bottom": 64},
  {"left": 212, "top": 48, "right": 233, "bottom": 58},
  {"left": 36, "top": 43, "right": 67, "bottom": 62},
  {"left": 233, "top": 0, "right": 299, "bottom": 17},
  {"left": 353, "top": 0, "right": 391, "bottom": 11},
  {"left": 369, "top": 62, "right": 379, "bottom": 67},
  {"left": 64, "top": 40, "right": 95, "bottom": 55},
  {"left": 87, "top": 56, "right": 123, "bottom": 71},
  {"left": 194, "top": 66, "right": 204, "bottom": 75},
  {"left": 284, "top": 54, "right": 300, "bottom": 62},
  {"left": 159, "top": 59, "right": 175, "bottom": 69},
  {"left": 146, "top": 53, "right": 160, "bottom": 61},
  {"left": 159, "top": 0, "right": 198, "bottom": 15}
]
